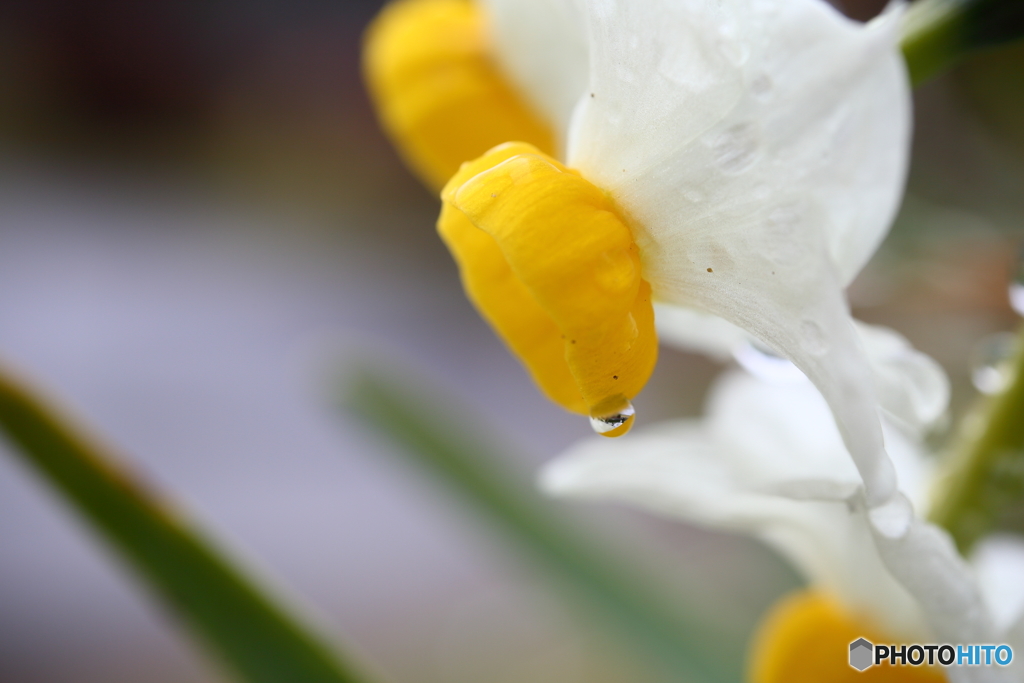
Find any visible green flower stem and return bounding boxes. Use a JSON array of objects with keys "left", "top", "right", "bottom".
[
  {"left": 343, "top": 369, "right": 738, "bottom": 683},
  {"left": 0, "top": 363, "right": 372, "bottom": 683},
  {"left": 930, "top": 324, "right": 1024, "bottom": 555},
  {"left": 902, "top": 0, "right": 1024, "bottom": 86}
]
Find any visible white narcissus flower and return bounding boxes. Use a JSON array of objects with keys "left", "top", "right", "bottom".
[
  {"left": 541, "top": 363, "right": 1024, "bottom": 683},
  {"left": 435, "top": 0, "right": 911, "bottom": 508}
]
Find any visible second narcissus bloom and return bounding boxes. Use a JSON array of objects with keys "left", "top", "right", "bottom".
[
  {"left": 542, "top": 364, "right": 1024, "bottom": 683},
  {"left": 363, "top": 0, "right": 585, "bottom": 190}
]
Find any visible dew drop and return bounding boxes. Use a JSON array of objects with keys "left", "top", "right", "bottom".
[
  {"left": 764, "top": 206, "right": 806, "bottom": 267},
  {"left": 1010, "top": 247, "right": 1024, "bottom": 316},
  {"left": 589, "top": 401, "right": 635, "bottom": 438},
  {"left": 712, "top": 124, "right": 758, "bottom": 174},
  {"left": 970, "top": 332, "right": 1018, "bottom": 395},
  {"left": 732, "top": 341, "right": 807, "bottom": 384},
  {"left": 750, "top": 74, "right": 772, "bottom": 97},
  {"left": 799, "top": 320, "right": 828, "bottom": 356},
  {"left": 1010, "top": 283, "right": 1024, "bottom": 317}
]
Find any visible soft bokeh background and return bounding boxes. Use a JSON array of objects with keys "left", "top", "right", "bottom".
[{"left": 0, "top": 1, "right": 1022, "bottom": 681}]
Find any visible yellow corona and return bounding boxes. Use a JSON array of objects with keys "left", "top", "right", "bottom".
[
  {"left": 439, "top": 142, "right": 657, "bottom": 436},
  {"left": 749, "top": 591, "right": 946, "bottom": 683},
  {"left": 363, "top": 0, "right": 555, "bottom": 191}
]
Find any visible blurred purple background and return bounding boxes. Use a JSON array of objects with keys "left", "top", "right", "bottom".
[{"left": 0, "top": 1, "right": 1022, "bottom": 681}]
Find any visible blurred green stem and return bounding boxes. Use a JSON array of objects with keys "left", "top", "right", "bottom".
[
  {"left": 930, "top": 324, "right": 1024, "bottom": 554},
  {"left": 902, "top": 0, "right": 1024, "bottom": 85},
  {"left": 344, "top": 369, "right": 738, "bottom": 683},
  {"left": 0, "top": 363, "right": 371, "bottom": 683}
]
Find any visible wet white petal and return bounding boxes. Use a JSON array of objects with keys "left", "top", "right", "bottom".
[
  {"left": 867, "top": 504, "right": 1005, "bottom": 683},
  {"left": 711, "top": 371, "right": 935, "bottom": 507},
  {"left": 482, "top": 0, "right": 588, "bottom": 152},
  {"left": 656, "top": 311, "right": 951, "bottom": 439},
  {"left": 706, "top": 371, "right": 860, "bottom": 498},
  {"left": 541, "top": 370, "right": 939, "bottom": 639},
  {"left": 569, "top": 0, "right": 909, "bottom": 283},
  {"left": 541, "top": 421, "right": 930, "bottom": 639},
  {"left": 568, "top": 0, "right": 910, "bottom": 506},
  {"left": 855, "top": 320, "right": 951, "bottom": 433}
]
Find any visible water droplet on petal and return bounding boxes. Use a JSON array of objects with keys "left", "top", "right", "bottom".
[
  {"left": 712, "top": 124, "right": 758, "bottom": 174},
  {"left": 764, "top": 206, "right": 807, "bottom": 267},
  {"left": 1010, "top": 283, "right": 1024, "bottom": 317},
  {"left": 970, "top": 332, "right": 1018, "bottom": 394},
  {"left": 1010, "top": 248, "right": 1024, "bottom": 316},
  {"left": 799, "top": 320, "right": 828, "bottom": 356},
  {"left": 750, "top": 74, "right": 772, "bottom": 98},
  {"left": 733, "top": 342, "right": 808, "bottom": 384},
  {"left": 589, "top": 401, "right": 635, "bottom": 438}
]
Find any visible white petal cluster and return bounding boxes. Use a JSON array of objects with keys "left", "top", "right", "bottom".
[
  {"left": 542, "top": 367, "right": 1024, "bottom": 681},
  {"left": 560, "top": 0, "right": 912, "bottom": 508}
]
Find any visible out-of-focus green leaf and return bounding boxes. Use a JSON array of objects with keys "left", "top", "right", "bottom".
[
  {"left": 0, "top": 364, "right": 374, "bottom": 683},
  {"left": 343, "top": 367, "right": 739, "bottom": 683},
  {"left": 931, "top": 325, "right": 1024, "bottom": 554},
  {"left": 903, "top": 0, "right": 1024, "bottom": 85}
]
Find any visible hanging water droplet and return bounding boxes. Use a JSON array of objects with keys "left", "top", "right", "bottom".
[
  {"left": 970, "top": 332, "right": 1018, "bottom": 395},
  {"left": 589, "top": 401, "right": 635, "bottom": 438},
  {"left": 732, "top": 341, "right": 807, "bottom": 384},
  {"left": 1010, "top": 246, "right": 1024, "bottom": 316}
]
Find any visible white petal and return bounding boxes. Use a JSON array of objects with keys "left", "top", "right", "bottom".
[
  {"left": 541, "top": 418, "right": 928, "bottom": 639},
  {"left": 706, "top": 371, "right": 861, "bottom": 499},
  {"left": 568, "top": 0, "right": 910, "bottom": 507},
  {"left": 482, "top": 0, "right": 589, "bottom": 152},
  {"left": 868, "top": 496, "right": 997, "bottom": 647},
  {"left": 566, "top": 0, "right": 746, "bottom": 173},
  {"left": 971, "top": 534, "right": 1024, "bottom": 636},
  {"left": 855, "top": 320, "right": 951, "bottom": 433},
  {"left": 569, "top": 0, "right": 910, "bottom": 284},
  {"left": 657, "top": 310, "right": 950, "bottom": 442},
  {"left": 653, "top": 303, "right": 748, "bottom": 360},
  {"left": 867, "top": 503, "right": 1014, "bottom": 682},
  {"left": 704, "top": 370, "right": 933, "bottom": 512}
]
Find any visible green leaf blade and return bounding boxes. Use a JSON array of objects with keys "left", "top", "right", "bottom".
[
  {"left": 344, "top": 367, "right": 740, "bottom": 683},
  {"left": 902, "top": 0, "right": 1024, "bottom": 85},
  {"left": 0, "top": 365, "right": 373, "bottom": 683}
]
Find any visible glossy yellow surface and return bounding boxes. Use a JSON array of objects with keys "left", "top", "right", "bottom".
[
  {"left": 749, "top": 590, "right": 947, "bottom": 683},
  {"left": 363, "top": 0, "right": 555, "bottom": 191},
  {"left": 438, "top": 142, "right": 657, "bottom": 432}
]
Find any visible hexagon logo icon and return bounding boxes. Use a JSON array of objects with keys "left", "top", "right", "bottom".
[{"left": 849, "top": 638, "right": 874, "bottom": 671}]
